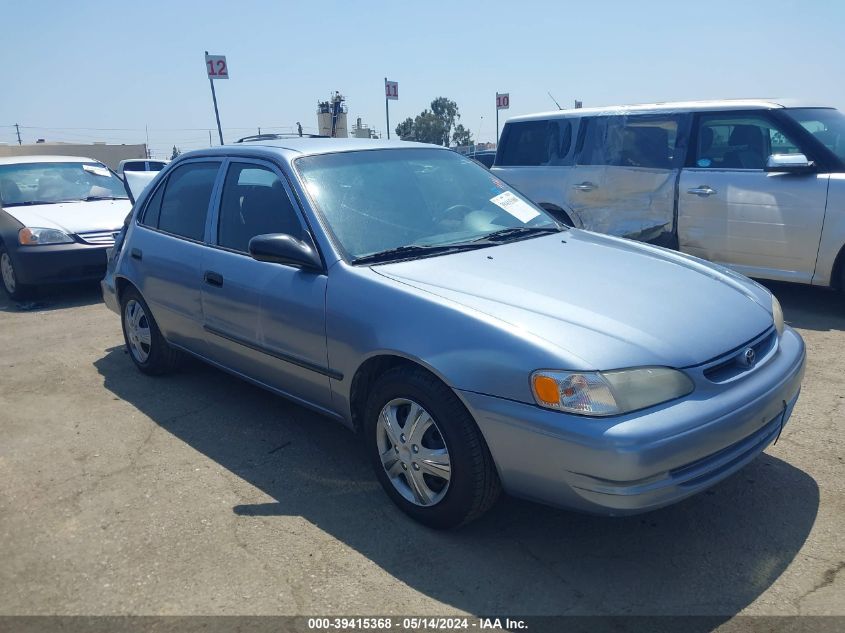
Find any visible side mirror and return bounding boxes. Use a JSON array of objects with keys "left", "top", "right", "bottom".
[
  {"left": 765, "top": 153, "right": 815, "bottom": 173},
  {"left": 248, "top": 233, "right": 323, "bottom": 271}
]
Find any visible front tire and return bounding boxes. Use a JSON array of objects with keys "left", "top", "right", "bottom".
[
  {"left": 0, "top": 245, "right": 29, "bottom": 301},
  {"left": 120, "top": 287, "right": 180, "bottom": 375},
  {"left": 364, "top": 365, "right": 500, "bottom": 529}
]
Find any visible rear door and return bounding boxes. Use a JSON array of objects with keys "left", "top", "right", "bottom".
[
  {"left": 678, "top": 111, "right": 829, "bottom": 282},
  {"left": 570, "top": 113, "right": 687, "bottom": 243},
  {"left": 201, "top": 159, "right": 333, "bottom": 413},
  {"left": 129, "top": 159, "right": 222, "bottom": 351}
]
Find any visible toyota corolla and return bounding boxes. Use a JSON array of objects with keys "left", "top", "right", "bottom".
[{"left": 101, "top": 138, "right": 805, "bottom": 528}]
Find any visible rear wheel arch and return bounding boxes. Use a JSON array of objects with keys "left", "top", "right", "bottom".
[{"left": 831, "top": 244, "right": 845, "bottom": 290}]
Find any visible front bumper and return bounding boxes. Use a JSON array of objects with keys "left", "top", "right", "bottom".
[
  {"left": 12, "top": 242, "right": 109, "bottom": 285},
  {"left": 459, "top": 326, "right": 806, "bottom": 515}
]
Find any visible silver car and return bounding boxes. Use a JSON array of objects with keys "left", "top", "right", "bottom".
[{"left": 102, "top": 139, "right": 806, "bottom": 528}]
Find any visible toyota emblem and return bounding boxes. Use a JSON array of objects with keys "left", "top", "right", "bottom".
[{"left": 740, "top": 347, "right": 756, "bottom": 367}]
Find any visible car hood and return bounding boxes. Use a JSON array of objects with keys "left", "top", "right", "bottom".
[
  {"left": 374, "top": 230, "right": 775, "bottom": 369},
  {"left": 2, "top": 199, "right": 132, "bottom": 234}
]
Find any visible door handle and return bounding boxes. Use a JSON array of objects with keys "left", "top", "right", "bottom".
[
  {"left": 572, "top": 181, "right": 597, "bottom": 192},
  {"left": 130, "top": 248, "right": 143, "bottom": 261},
  {"left": 204, "top": 271, "right": 224, "bottom": 287},
  {"left": 687, "top": 185, "right": 717, "bottom": 197}
]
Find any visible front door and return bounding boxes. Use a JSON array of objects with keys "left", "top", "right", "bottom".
[
  {"left": 200, "top": 159, "right": 333, "bottom": 413},
  {"left": 678, "top": 111, "right": 829, "bottom": 283}
]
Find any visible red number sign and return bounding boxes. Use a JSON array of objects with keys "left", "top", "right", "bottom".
[
  {"left": 205, "top": 55, "right": 229, "bottom": 79},
  {"left": 385, "top": 80, "right": 399, "bottom": 100},
  {"left": 496, "top": 93, "right": 510, "bottom": 110}
]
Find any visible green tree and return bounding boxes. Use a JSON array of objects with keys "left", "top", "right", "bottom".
[
  {"left": 170, "top": 145, "right": 181, "bottom": 160},
  {"left": 394, "top": 97, "right": 463, "bottom": 147},
  {"left": 396, "top": 117, "right": 415, "bottom": 141},
  {"left": 452, "top": 124, "right": 473, "bottom": 147}
]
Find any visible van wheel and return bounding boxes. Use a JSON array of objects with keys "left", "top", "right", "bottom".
[
  {"left": 364, "top": 365, "right": 500, "bottom": 529},
  {"left": 0, "top": 245, "right": 29, "bottom": 301},
  {"left": 120, "top": 287, "right": 180, "bottom": 375}
]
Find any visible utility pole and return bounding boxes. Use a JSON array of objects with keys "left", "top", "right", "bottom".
[
  {"left": 14, "top": 123, "right": 22, "bottom": 145},
  {"left": 208, "top": 130, "right": 213, "bottom": 147},
  {"left": 145, "top": 124, "right": 151, "bottom": 158}
]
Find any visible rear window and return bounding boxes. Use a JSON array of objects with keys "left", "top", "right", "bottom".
[
  {"left": 497, "top": 119, "right": 573, "bottom": 166},
  {"left": 578, "top": 115, "right": 679, "bottom": 169},
  {"left": 122, "top": 161, "right": 147, "bottom": 172},
  {"left": 147, "top": 162, "right": 219, "bottom": 241}
]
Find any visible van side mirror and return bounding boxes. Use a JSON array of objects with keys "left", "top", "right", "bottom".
[
  {"left": 765, "top": 153, "right": 815, "bottom": 173},
  {"left": 248, "top": 233, "right": 323, "bottom": 272}
]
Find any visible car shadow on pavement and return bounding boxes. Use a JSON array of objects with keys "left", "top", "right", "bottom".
[
  {"left": 762, "top": 280, "right": 845, "bottom": 332},
  {"left": 0, "top": 281, "right": 103, "bottom": 313},
  {"left": 95, "top": 347, "right": 819, "bottom": 623}
]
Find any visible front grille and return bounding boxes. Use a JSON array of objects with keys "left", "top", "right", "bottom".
[
  {"left": 703, "top": 329, "right": 777, "bottom": 383},
  {"left": 77, "top": 229, "right": 120, "bottom": 246}
]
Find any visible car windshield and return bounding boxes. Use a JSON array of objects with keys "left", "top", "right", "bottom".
[
  {"left": 0, "top": 161, "right": 128, "bottom": 207},
  {"left": 295, "top": 148, "right": 559, "bottom": 262},
  {"left": 784, "top": 108, "right": 845, "bottom": 163}
]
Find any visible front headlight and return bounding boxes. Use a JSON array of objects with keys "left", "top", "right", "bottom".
[
  {"left": 772, "top": 295, "right": 784, "bottom": 337},
  {"left": 531, "top": 367, "right": 694, "bottom": 416},
  {"left": 18, "top": 227, "right": 74, "bottom": 246}
]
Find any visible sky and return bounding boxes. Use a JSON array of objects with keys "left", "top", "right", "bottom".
[{"left": 1, "top": 0, "right": 843, "bottom": 159}]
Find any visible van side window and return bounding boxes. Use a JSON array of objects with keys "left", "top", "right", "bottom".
[
  {"left": 157, "top": 162, "right": 219, "bottom": 241},
  {"left": 693, "top": 114, "right": 803, "bottom": 169},
  {"left": 579, "top": 116, "right": 679, "bottom": 169},
  {"left": 217, "top": 163, "right": 303, "bottom": 253},
  {"left": 498, "top": 119, "right": 573, "bottom": 166}
]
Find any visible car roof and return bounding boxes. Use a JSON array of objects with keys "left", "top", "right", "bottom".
[
  {"left": 0, "top": 155, "right": 101, "bottom": 165},
  {"left": 505, "top": 98, "right": 832, "bottom": 123},
  {"left": 174, "top": 138, "right": 441, "bottom": 163}
]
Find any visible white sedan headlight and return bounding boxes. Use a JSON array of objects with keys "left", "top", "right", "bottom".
[
  {"left": 531, "top": 367, "right": 694, "bottom": 416},
  {"left": 18, "top": 227, "right": 74, "bottom": 246},
  {"left": 772, "top": 295, "right": 784, "bottom": 337}
]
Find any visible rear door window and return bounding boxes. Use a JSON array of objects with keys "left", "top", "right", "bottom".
[
  {"left": 497, "top": 119, "right": 573, "bottom": 166},
  {"left": 156, "top": 162, "right": 220, "bottom": 241},
  {"left": 578, "top": 116, "right": 680, "bottom": 169}
]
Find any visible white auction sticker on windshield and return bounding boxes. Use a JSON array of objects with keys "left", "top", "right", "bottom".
[
  {"left": 83, "top": 164, "right": 111, "bottom": 178},
  {"left": 490, "top": 191, "right": 540, "bottom": 223}
]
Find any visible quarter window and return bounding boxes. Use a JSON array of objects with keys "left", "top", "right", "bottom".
[
  {"left": 497, "top": 119, "right": 573, "bottom": 166},
  {"left": 217, "top": 163, "right": 302, "bottom": 253},
  {"left": 693, "top": 114, "right": 803, "bottom": 170},
  {"left": 156, "top": 162, "right": 219, "bottom": 241}
]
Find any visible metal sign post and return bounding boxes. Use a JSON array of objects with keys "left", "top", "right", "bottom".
[
  {"left": 385, "top": 78, "right": 398, "bottom": 139},
  {"left": 205, "top": 52, "right": 229, "bottom": 145},
  {"left": 496, "top": 92, "right": 510, "bottom": 142}
]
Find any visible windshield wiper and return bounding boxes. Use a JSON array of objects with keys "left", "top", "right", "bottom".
[
  {"left": 3, "top": 199, "right": 71, "bottom": 207},
  {"left": 472, "top": 226, "right": 562, "bottom": 244},
  {"left": 84, "top": 195, "right": 126, "bottom": 201},
  {"left": 353, "top": 242, "right": 490, "bottom": 265}
]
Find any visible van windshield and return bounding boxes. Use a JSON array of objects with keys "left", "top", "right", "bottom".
[
  {"left": 784, "top": 108, "right": 845, "bottom": 163},
  {"left": 0, "top": 162, "right": 128, "bottom": 207}
]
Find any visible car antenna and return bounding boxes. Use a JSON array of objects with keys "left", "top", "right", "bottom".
[{"left": 547, "top": 91, "right": 563, "bottom": 110}]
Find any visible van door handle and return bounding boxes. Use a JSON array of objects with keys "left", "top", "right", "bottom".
[
  {"left": 688, "top": 185, "right": 717, "bottom": 197},
  {"left": 572, "top": 181, "right": 597, "bottom": 191},
  {"left": 130, "top": 248, "right": 143, "bottom": 261},
  {"left": 204, "top": 271, "right": 224, "bottom": 287}
]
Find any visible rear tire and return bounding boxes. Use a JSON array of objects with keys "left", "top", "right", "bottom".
[
  {"left": 0, "top": 245, "right": 30, "bottom": 301},
  {"left": 364, "top": 365, "right": 500, "bottom": 529},
  {"left": 120, "top": 287, "right": 180, "bottom": 375}
]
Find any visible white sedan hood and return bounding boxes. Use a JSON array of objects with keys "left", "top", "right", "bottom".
[{"left": 3, "top": 199, "right": 132, "bottom": 234}]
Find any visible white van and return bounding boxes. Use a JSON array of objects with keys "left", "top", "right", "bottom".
[{"left": 492, "top": 99, "right": 845, "bottom": 288}]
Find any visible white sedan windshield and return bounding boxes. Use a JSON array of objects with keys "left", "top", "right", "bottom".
[
  {"left": 296, "top": 148, "right": 558, "bottom": 261},
  {"left": 0, "top": 162, "right": 128, "bottom": 207}
]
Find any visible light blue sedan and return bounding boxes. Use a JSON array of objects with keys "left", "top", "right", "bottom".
[{"left": 102, "top": 138, "right": 805, "bottom": 528}]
